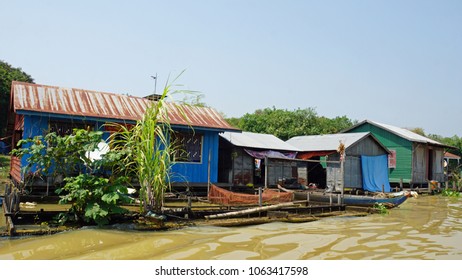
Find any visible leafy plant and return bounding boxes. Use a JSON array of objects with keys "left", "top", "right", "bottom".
[
  {"left": 12, "top": 128, "right": 134, "bottom": 226},
  {"left": 441, "top": 188, "right": 460, "bottom": 197},
  {"left": 373, "top": 202, "right": 389, "bottom": 214},
  {"left": 56, "top": 174, "right": 131, "bottom": 225},
  {"left": 12, "top": 130, "right": 104, "bottom": 181}
]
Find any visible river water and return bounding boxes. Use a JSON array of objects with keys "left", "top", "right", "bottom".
[{"left": 0, "top": 195, "right": 461, "bottom": 260}]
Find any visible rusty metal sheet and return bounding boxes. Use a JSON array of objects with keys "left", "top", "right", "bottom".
[{"left": 11, "top": 81, "right": 238, "bottom": 131}]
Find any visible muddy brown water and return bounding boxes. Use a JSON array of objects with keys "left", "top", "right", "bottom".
[{"left": 0, "top": 195, "right": 461, "bottom": 260}]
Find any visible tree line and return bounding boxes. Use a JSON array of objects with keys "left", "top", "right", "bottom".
[
  {"left": 226, "top": 107, "right": 354, "bottom": 141},
  {"left": 1, "top": 59, "right": 461, "bottom": 158},
  {"left": 0, "top": 60, "right": 34, "bottom": 137}
]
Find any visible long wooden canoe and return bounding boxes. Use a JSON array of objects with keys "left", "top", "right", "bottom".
[{"left": 292, "top": 190, "right": 409, "bottom": 208}]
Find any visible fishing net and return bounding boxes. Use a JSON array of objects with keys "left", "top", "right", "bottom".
[{"left": 208, "top": 184, "right": 293, "bottom": 206}]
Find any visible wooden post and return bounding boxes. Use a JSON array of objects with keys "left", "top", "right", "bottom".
[
  {"left": 207, "top": 148, "right": 211, "bottom": 196},
  {"left": 400, "top": 178, "right": 403, "bottom": 191},
  {"left": 340, "top": 158, "right": 344, "bottom": 197},
  {"left": 329, "top": 193, "right": 332, "bottom": 205},
  {"left": 258, "top": 187, "right": 262, "bottom": 207},
  {"left": 337, "top": 141, "right": 345, "bottom": 204},
  {"left": 382, "top": 184, "right": 385, "bottom": 193},
  {"left": 46, "top": 177, "right": 50, "bottom": 197},
  {"left": 187, "top": 185, "right": 192, "bottom": 211},
  {"left": 264, "top": 156, "right": 268, "bottom": 187}
]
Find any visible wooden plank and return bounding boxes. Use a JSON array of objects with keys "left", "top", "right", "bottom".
[{"left": 204, "top": 202, "right": 294, "bottom": 219}]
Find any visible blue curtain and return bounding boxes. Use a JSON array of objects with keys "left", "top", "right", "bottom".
[{"left": 361, "top": 155, "right": 391, "bottom": 193}]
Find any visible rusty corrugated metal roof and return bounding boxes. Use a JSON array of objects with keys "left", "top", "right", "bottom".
[{"left": 11, "top": 81, "right": 239, "bottom": 131}]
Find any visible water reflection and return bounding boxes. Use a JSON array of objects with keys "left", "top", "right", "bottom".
[{"left": 1, "top": 195, "right": 461, "bottom": 260}]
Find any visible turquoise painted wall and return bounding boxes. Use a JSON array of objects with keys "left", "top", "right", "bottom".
[{"left": 348, "top": 123, "right": 413, "bottom": 184}]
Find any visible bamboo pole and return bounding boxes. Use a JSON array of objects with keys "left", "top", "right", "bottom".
[
  {"left": 277, "top": 184, "right": 293, "bottom": 193},
  {"left": 204, "top": 202, "right": 294, "bottom": 220}
]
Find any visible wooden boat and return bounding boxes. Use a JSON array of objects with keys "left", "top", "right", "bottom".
[
  {"left": 279, "top": 185, "right": 414, "bottom": 208},
  {"left": 295, "top": 191, "right": 410, "bottom": 208}
]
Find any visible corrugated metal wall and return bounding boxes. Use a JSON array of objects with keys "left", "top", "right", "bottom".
[
  {"left": 326, "top": 135, "right": 390, "bottom": 190},
  {"left": 347, "top": 136, "right": 388, "bottom": 156},
  {"left": 327, "top": 153, "right": 363, "bottom": 190}
]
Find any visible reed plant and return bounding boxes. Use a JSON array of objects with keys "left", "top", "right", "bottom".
[{"left": 108, "top": 74, "right": 191, "bottom": 213}]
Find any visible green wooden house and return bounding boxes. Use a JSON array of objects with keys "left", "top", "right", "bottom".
[{"left": 344, "top": 120, "right": 450, "bottom": 187}]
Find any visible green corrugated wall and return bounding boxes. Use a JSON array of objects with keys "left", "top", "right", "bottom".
[{"left": 348, "top": 123, "right": 413, "bottom": 184}]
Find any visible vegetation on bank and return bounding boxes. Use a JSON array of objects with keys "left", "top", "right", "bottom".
[
  {"left": 0, "top": 60, "right": 34, "bottom": 136},
  {"left": 0, "top": 155, "right": 10, "bottom": 194},
  {"left": 226, "top": 107, "right": 354, "bottom": 141},
  {"left": 441, "top": 189, "right": 460, "bottom": 197},
  {"left": 11, "top": 129, "right": 132, "bottom": 226},
  {"left": 10, "top": 75, "right": 189, "bottom": 226}
]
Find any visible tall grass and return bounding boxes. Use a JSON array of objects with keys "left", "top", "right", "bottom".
[{"left": 108, "top": 74, "right": 191, "bottom": 213}]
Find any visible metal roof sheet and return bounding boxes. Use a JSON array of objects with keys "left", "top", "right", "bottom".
[
  {"left": 286, "top": 132, "right": 370, "bottom": 152},
  {"left": 444, "top": 152, "right": 460, "bottom": 160},
  {"left": 345, "top": 120, "right": 445, "bottom": 146},
  {"left": 220, "top": 131, "right": 300, "bottom": 151},
  {"left": 11, "top": 81, "right": 238, "bottom": 131}
]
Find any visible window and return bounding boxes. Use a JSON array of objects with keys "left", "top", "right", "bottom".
[
  {"left": 388, "top": 150, "right": 397, "bottom": 169},
  {"left": 49, "top": 120, "right": 93, "bottom": 136},
  {"left": 171, "top": 131, "right": 203, "bottom": 163}
]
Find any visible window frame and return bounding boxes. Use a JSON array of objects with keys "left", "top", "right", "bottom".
[{"left": 171, "top": 131, "right": 204, "bottom": 164}]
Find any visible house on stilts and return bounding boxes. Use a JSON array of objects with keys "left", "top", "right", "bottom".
[
  {"left": 7, "top": 81, "right": 238, "bottom": 195},
  {"left": 217, "top": 131, "right": 308, "bottom": 189},
  {"left": 343, "top": 120, "right": 452, "bottom": 189},
  {"left": 287, "top": 132, "right": 391, "bottom": 193}
]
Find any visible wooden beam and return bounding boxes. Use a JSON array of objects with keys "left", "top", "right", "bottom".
[{"left": 204, "top": 202, "right": 295, "bottom": 220}]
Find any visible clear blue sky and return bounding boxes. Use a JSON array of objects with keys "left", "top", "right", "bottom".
[{"left": 1, "top": 0, "right": 461, "bottom": 137}]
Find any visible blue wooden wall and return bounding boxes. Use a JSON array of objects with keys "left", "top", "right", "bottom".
[
  {"left": 19, "top": 114, "right": 220, "bottom": 184},
  {"left": 170, "top": 131, "right": 219, "bottom": 183}
]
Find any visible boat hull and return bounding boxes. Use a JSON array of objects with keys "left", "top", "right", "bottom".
[{"left": 294, "top": 191, "right": 408, "bottom": 208}]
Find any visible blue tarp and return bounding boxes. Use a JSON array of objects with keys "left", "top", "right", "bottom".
[
  {"left": 361, "top": 155, "right": 391, "bottom": 193},
  {"left": 0, "top": 141, "right": 7, "bottom": 154}
]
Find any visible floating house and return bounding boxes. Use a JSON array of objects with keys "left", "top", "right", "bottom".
[
  {"left": 287, "top": 132, "right": 391, "bottom": 192},
  {"left": 218, "top": 131, "right": 304, "bottom": 187},
  {"left": 8, "top": 81, "right": 238, "bottom": 188},
  {"left": 343, "top": 120, "right": 450, "bottom": 187}
]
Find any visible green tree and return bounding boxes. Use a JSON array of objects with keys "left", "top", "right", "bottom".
[
  {"left": 232, "top": 107, "right": 354, "bottom": 141},
  {"left": 409, "top": 127, "right": 426, "bottom": 136},
  {"left": 0, "top": 60, "right": 34, "bottom": 136}
]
